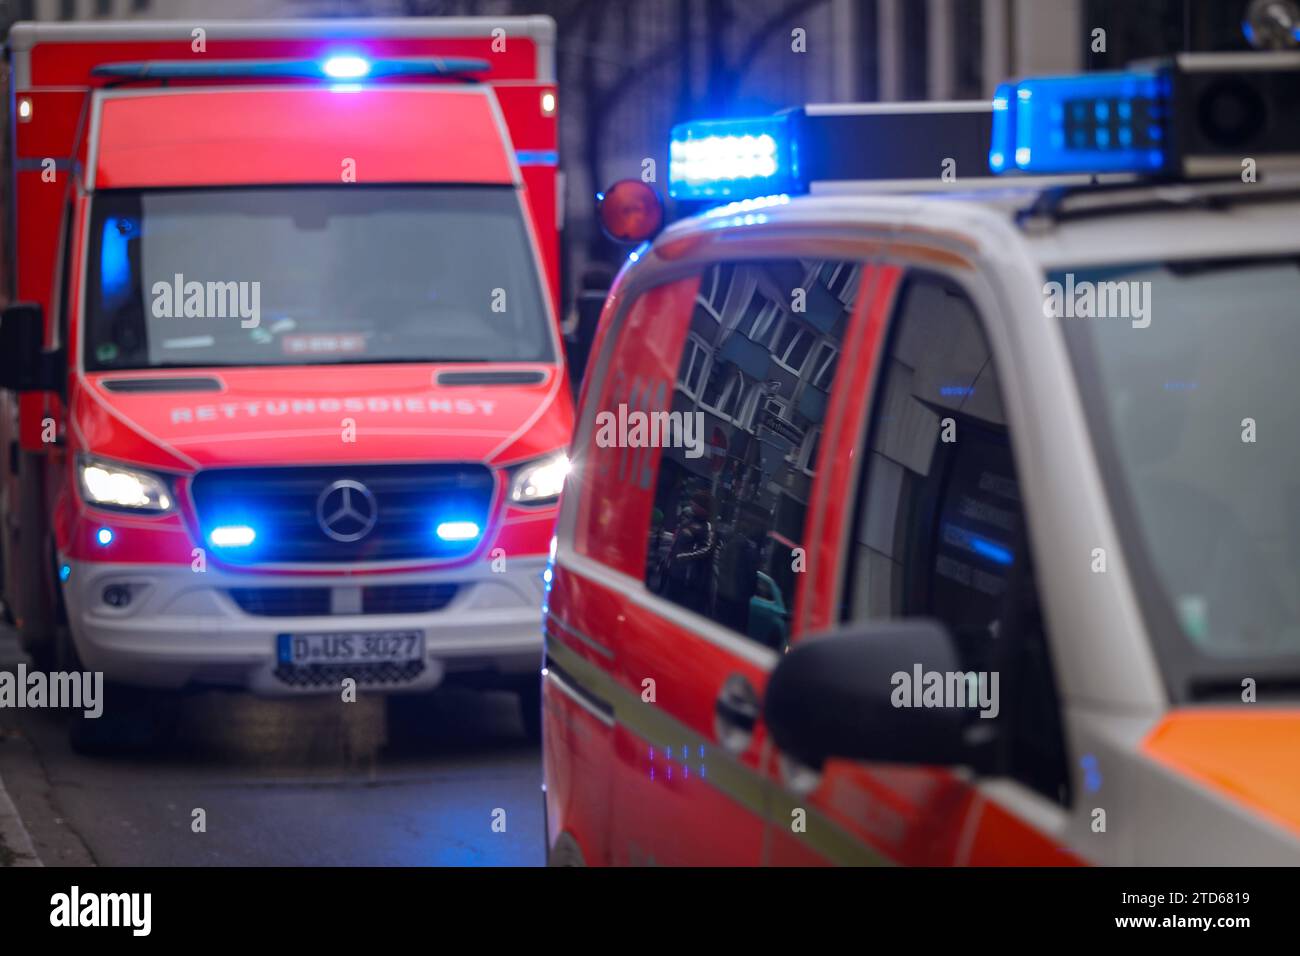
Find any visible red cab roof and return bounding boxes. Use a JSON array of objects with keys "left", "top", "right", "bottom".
[{"left": 93, "top": 87, "right": 516, "bottom": 188}]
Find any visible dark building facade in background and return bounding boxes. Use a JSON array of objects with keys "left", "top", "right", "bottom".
[{"left": 0, "top": 0, "right": 1258, "bottom": 308}]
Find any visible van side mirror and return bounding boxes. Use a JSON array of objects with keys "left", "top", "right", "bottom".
[
  {"left": 764, "top": 618, "right": 998, "bottom": 772},
  {"left": 0, "top": 302, "right": 61, "bottom": 392}
]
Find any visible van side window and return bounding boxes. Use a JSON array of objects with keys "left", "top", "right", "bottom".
[
  {"left": 645, "top": 259, "right": 862, "bottom": 650},
  {"left": 843, "top": 272, "right": 1070, "bottom": 805}
]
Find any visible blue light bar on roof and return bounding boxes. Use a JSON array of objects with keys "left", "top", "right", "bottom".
[
  {"left": 989, "top": 70, "right": 1170, "bottom": 176},
  {"left": 91, "top": 57, "right": 491, "bottom": 81},
  {"left": 669, "top": 115, "right": 798, "bottom": 200}
]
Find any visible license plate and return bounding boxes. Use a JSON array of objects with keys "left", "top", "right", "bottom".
[{"left": 276, "top": 630, "right": 424, "bottom": 666}]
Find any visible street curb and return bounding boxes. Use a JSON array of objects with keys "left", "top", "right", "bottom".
[{"left": 0, "top": 767, "right": 43, "bottom": 867}]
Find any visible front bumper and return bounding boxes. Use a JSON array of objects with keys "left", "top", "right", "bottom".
[{"left": 60, "top": 556, "right": 547, "bottom": 696}]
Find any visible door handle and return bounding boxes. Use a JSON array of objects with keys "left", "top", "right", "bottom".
[{"left": 713, "top": 673, "right": 760, "bottom": 754}]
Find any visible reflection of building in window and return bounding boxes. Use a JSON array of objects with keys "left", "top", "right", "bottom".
[
  {"left": 773, "top": 319, "right": 814, "bottom": 372},
  {"left": 808, "top": 342, "right": 839, "bottom": 390},
  {"left": 740, "top": 296, "right": 778, "bottom": 342},
  {"left": 697, "top": 263, "right": 735, "bottom": 320},
  {"left": 797, "top": 426, "right": 822, "bottom": 476},
  {"left": 645, "top": 258, "right": 862, "bottom": 643},
  {"left": 679, "top": 335, "right": 709, "bottom": 398}
]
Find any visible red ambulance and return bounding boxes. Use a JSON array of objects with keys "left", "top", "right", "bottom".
[{"left": 0, "top": 17, "right": 569, "bottom": 738}]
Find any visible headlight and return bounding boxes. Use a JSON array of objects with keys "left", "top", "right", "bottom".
[
  {"left": 78, "top": 458, "right": 173, "bottom": 512},
  {"left": 509, "top": 452, "right": 570, "bottom": 505}
]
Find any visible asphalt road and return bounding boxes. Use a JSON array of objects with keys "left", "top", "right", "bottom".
[{"left": 0, "top": 628, "right": 545, "bottom": 866}]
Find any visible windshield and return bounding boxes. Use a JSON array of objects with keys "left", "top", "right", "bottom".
[
  {"left": 1058, "top": 257, "right": 1300, "bottom": 685},
  {"left": 84, "top": 186, "right": 553, "bottom": 370}
]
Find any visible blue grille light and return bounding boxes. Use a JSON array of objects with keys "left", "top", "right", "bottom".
[
  {"left": 322, "top": 55, "right": 371, "bottom": 79},
  {"left": 669, "top": 116, "right": 797, "bottom": 200},
  {"left": 436, "top": 520, "right": 481, "bottom": 542},
  {"left": 989, "top": 70, "right": 1168, "bottom": 176},
  {"left": 96, "top": 527, "right": 114, "bottom": 547},
  {"left": 209, "top": 525, "right": 256, "bottom": 548}
]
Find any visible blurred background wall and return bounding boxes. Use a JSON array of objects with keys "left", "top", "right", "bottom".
[{"left": 0, "top": 0, "right": 1259, "bottom": 310}]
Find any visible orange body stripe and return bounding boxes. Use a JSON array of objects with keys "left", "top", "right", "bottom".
[{"left": 1143, "top": 710, "right": 1300, "bottom": 837}]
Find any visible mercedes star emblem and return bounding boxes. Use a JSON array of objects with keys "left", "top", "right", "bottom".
[{"left": 316, "top": 478, "right": 379, "bottom": 543}]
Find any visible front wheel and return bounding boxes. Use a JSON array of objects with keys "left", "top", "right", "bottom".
[{"left": 12, "top": 454, "right": 57, "bottom": 665}]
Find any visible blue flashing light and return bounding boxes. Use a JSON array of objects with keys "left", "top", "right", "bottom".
[
  {"left": 515, "top": 150, "right": 558, "bottom": 167},
  {"left": 59, "top": 564, "right": 71, "bottom": 582},
  {"left": 990, "top": 70, "right": 1169, "bottom": 176},
  {"left": 100, "top": 217, "right": 133, "bottom": 302},
  {"left": 1081, "top": 754, "right": 1103, "bottom": 792},
  {"left": 436, "top": 520, "right": 481, "bottom": 543},
  {"left": 669, "top": 115, "right": 798, "bottom": 201},
  {"left": 209, "top": 524, "right": 256, "bottom": 548},
  {"left": 322, "top": 55, "right": 371, "bottom": 79},
  {"left": 943, "top": 523, "right": 1013, "bottom": 566},
  {"left": 970, "top": 535, "right": 1014, "bottom": 567},
  {"left": 96, "top": 527, "right": 114, "bottom": 547},
  {"left": 989, "top": 89, "right": 1013, "bottom": 172}
]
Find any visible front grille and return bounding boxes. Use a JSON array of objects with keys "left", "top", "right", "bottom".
[
  {"left": 273, "top": 661, "right": 425, "bottom": 688},
  {"left": 229, "top": 583, "right": 461, "bottom": 616},
  {"left": 229, "top": 587, "right": 329, "bottom": 617},
  {"left": 191, "top": 464, "right": 494, "bottom": 565},
  {"left": 363, "top": 583, "right": 459, "bottom": 614}
]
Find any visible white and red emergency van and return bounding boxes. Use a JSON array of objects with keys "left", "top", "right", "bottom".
[
  {"left": 0, "top": 17, "right": 570, "bottom": 737},
  {"left": 543, "top": 53, "right": 1300, "bottom": 864}
]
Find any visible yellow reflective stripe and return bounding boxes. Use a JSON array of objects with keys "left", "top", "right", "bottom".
[
  {"left": 766, "top": 788, "right": 892, "bottom": 867},
  {"left": 546, "top": 628, "right": 893, "bottom": 867}
]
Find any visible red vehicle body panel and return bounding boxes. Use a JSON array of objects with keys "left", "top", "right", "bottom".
[
  {"left": 553, "top": 277, "right": 772, "bottom": 864},
  {"left": 571, "top": 279, "right": 698, "bottom": 577},
  {"left": 94, "top": 89, "right": 515, "bottom": 188},
  {"left": 796, "top": 265, "right": 899, "bottom": 635},
  {"left": 75, "top": 365, "right": 568, "bottom": 471},
  {"left": 60, "top": 363, "right": 568, "bottom": 569},
  {"left": 545, "top": 246, "right": 1086, "bottom": 867}
]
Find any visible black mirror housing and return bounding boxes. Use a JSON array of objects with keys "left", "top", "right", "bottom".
[
  {"left": 764, "top": 618, "right": 994, "bottom": 771},
  {"left": 0, "top": 302, "right": 61, "bottom": 392}
]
